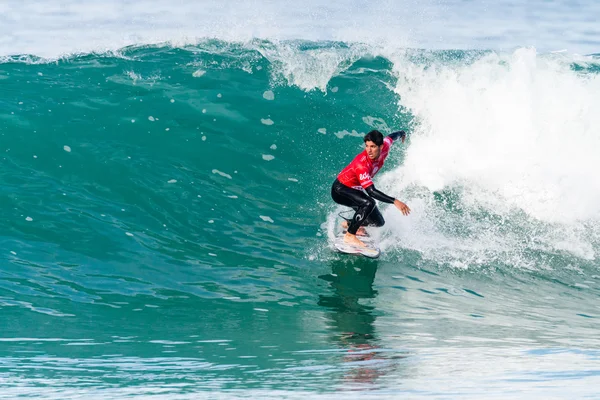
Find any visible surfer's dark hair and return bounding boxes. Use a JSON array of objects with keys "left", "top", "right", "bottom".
[{"left": 364, "top": 130, "right": 384, "bottom": 146}]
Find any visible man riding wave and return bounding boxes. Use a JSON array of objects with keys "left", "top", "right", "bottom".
[{"left": 331, "top": 129, "right": 411, "bottom": 248}]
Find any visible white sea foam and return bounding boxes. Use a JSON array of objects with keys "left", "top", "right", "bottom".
[
  {"left": 255, "top": 41, "right": 371, "bottom": 91},
  {"left": 212, "top": 169, "right": 232, "bottom": 179},
  {"left": 259, "top": 216, "right": 274, "bottom": 223},
  {"left": 392, "top": 48, "right": 600, "bottom": 224},
  {"left": 377, "top": 47, "right": 600, "bottom": 267},
  {"left": 333, "top": 129, "right": 362, "bottom": 139}
]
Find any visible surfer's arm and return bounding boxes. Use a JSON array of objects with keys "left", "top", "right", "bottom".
[
  {"left": 365, "top": 185, "right": 411, "bottom": 215},
  {"left": 365, "top": 185, "right": 395, "bottom": 204},
  {"left": 388, "top": 130, "right": 406, "bottom": 143}
]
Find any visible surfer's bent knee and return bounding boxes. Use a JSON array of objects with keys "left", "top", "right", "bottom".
[{"left": 361, "top": 196, "right": 376, "bottom": 214}]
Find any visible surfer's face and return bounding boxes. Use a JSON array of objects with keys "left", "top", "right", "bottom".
[{"left": 365, "top": 141, "right": 382, "bottom": 161}]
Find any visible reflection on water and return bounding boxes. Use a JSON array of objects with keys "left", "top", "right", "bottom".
[
  {"left": 318, "top": 258, "right": 379, "bottom": 342},
  {"left": 318, "top": 257, "right": 404, "bottom": 389}
]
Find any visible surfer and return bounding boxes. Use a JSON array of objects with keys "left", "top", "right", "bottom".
[{"left": 331, "top": 129, "right": 411, "bottom": 248}]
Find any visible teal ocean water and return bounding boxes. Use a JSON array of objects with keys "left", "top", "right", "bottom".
[{"left": 2, "top": 2, "right": 600, "bottom": 398}]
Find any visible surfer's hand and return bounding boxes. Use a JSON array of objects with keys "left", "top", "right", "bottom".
[
  {"left": 394, "top": 199, "right": 411, "bottom": 216},
  {"left": 399, "top": 130, "right": 406, "bottom": 143}
]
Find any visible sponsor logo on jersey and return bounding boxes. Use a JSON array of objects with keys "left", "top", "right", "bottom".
[{"left": 359, "top": 173, "right": 371, "bottom": 181}]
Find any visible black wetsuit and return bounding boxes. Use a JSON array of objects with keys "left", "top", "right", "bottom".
[{"left": 331, "top": 131, "right": 404, "bottom": 235}]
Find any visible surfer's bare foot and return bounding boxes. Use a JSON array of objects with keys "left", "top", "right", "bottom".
[{"left": 344, "top": 232, "right": 366, "bottom": 247}]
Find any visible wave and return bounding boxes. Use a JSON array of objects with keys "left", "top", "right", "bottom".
[
  {"left": 2, "top": 41, "right": 600, "bottom": 280},
  {"left": 376, "top": 47, "right": 600, "bottom": 271}
]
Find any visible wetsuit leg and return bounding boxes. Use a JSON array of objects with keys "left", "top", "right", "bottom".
[
  {"left": 331, "top": 179, "right": 385, "bottom": 234},
  {"left": 364, "top": 206, "right": 385, "bottom": 228}
]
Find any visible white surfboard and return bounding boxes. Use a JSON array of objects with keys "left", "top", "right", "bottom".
[{"left": 334, "top": 234, "right": 380, "bottom": 258}]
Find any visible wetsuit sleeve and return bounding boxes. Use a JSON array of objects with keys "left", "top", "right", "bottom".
[
  {"left": 365, "top": 185, "right": 395, "bottom": 204},
  {"left": 387, "top": 130, "right": 406, "bottom": 142}
]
